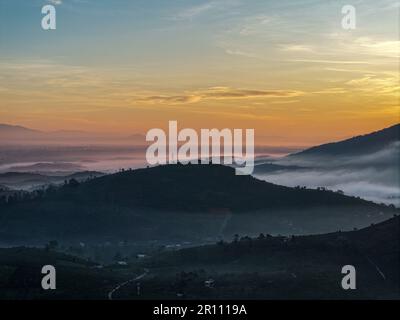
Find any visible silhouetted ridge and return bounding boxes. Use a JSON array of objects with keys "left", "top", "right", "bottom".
[
  {"left": 291, "top": 123, "right": 399, "bottom": 157},
  {"left": 51, "top": 163, "right": 376, "bottom": 212},
  {"left": 1, "top": 164, "right": 397, "bottom": 243}
]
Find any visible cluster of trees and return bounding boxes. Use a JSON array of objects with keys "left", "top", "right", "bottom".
[
  {"left": 294, "top": 185, "right": 346, "bottom": 195},
  {"left": 0, "top": 178, "right": 81, "bottom": 206},
  {"left": 0, "top": 190, "right": 29, "bottom": 205},
  {"left": 216, "top": 233, "right": 296, "bottom": 248}
]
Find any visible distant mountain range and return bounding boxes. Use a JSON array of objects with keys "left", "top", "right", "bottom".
[
  {"left": 3, "top": 122, "right": 398, "bottom": 153},
  {"left": 0, "top": 123, "right": 146, "bottom": 145},
  {"left": 0, "top": 124, "right": 39, "bottom": 134}
]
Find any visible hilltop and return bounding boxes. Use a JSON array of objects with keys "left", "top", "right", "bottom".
[
  {"left": 49, "top": 164, "right": 381, "bottom": 212},
  {"left": 0, "top": 164, "right": 396, "bottom": 244}
]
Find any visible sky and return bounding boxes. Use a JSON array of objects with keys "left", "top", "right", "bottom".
[{"left": 0, "top": 0, "right": 399, "bottom": 146}]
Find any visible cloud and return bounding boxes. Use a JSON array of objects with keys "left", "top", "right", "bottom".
[
  {"left": 133, "top": 87, "right": 304, "bottom": 105},
  {"left": 0, "top": 61, "right": 105, "bottom": 89},
  {"left": 354, "top": 37, "right": 400, "bottom": 58},
  {"left": 224, "top": 49, "right": 259, "bottom": 59},
  {"left": 283, "top": 35, "right": 399, "bottom": 68},
  {"left": 171, "top": 0, "right": 239, "bottom": 20},
  {"left": 289, "top": 59, "right": 372, "bottom": 65},
  {"left": 280, "top": 44, "right": 314, "bottom": 53},
  {"left": 346, "top": 73, "right": 399, "bottom": 96},
  {"left": 139, "top": 95, "right": 202, "bottom": 104},
  {"left": 174, "top": 2, "right": 216, "bottom": 20},
  {"left": 312, "top": 88, "right": 347, "bottom": 94},
  {"left": 236, "top": 14, "right": 277, "bottom": 36},
  {"left": 48, "top": 0, "right": 62, "bottom": 5},
  {"left": 203, "top": 87, "right": 301, "bottom": 98}
]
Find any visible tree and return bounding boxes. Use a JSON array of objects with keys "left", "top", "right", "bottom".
[
  {"left": 68, "top": 178, "right": 80, "bottom": 187},
  {"left": 257, "top": 233, "right": 266, "bottom": 240}
]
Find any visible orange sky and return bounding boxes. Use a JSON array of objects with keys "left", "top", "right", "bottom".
[{"left": 0, "top": 1, "right": 398, "bottom": 147}]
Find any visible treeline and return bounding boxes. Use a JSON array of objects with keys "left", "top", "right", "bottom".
[{"left": 0, "top": 178, "right": 82, "bottom": 206}]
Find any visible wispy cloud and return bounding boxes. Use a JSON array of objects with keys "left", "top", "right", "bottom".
[
  {"left": 0, "top": 61, "right": 104, "bottom": 89},
  {"left": 202, "top": 87, "right": 302, "bottom": 99},
  {"left": 288, "top": 59, "right": 372, "bottom": 65},
  {"left": 236, "top": 14, "right": 278, "bottom": 36},
  {"left": 171, "top": 0, "right": 240, "bottom": 20},
  {"left": 173, "top": 2, "right": 216, "bottom": 20},
  {"left": 346, "top": 73, "right": 399, "bottom": 96},
  {"left": 132, "top": 87, "right": 304, "bottom": 105},
  {"left": 137, "top": 95, "right": 202, "bottom": 104},
  {"left": 224, "top": 49, "right": 259, "bottom": 59},
  {"left": 48, "top": 0, "right": 62, "bottom": 5},
  {"left": 279, "top": 44, "right": 314, "bottom": 53},
  {"left": 354, "top": 37, "right": 400, "bottom": 58},
  {"left": 312, "top": 88, "right": 348, "bottom": 94}
]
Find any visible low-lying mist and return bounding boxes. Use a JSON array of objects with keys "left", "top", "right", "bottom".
[{"left": 254, "top": 143, "right": 400, "bottom": 206}]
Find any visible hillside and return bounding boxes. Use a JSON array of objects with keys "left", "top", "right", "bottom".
[
  {"left": 290, "top": 123, "right": 399, "bottom": 158},
  {"left": 49, "top": 164, "right": 382, "bottom": 211},
  {"left": 152, "top": 215, "right": 400, "bottom": 266},
  {"left": 0, "top": 164, "right": 397, "bottom": 244},
  {"left": 0, "top": 216, "right": 398, "bottom": 299},
  {"left": 253, "top": 125, "right": 400, "bottom": 207},
  {"left": 0, "top": 247, "right": 127, "bottom": 300},
  {"left": 127, "top": 216, "right": 400, "bottom": 299}
]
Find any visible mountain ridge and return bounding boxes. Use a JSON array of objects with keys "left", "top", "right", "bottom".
[
  {"left": 289, "top": 123, "right": 399, "bottom": 157},
  {"left": 0, "top": 123, "right": 146, "bottom": 144}
]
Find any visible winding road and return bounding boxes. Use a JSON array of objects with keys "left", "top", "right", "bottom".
[{"left": 107, "top": 269, "right": 149, "bottom": 300}]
